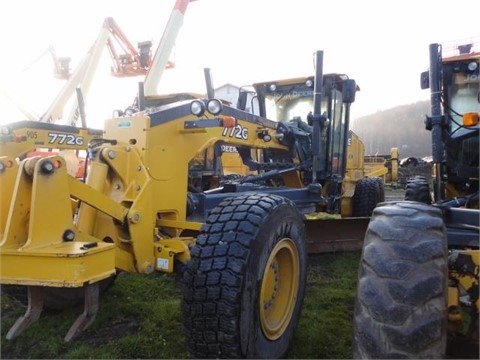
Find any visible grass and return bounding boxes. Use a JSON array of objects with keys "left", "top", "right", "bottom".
[
  {"left": 289, "top": 252, "right": 360, "bottom": 359},
  {"left": 1, "top": 251, "right": 361, "bottom": 359}
]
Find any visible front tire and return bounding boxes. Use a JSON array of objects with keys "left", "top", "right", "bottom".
[
  {"left": 181, "top": 193, "right": 307, "bottom": 358},
  {"left": 353, "top": 201, "right": 448, "bottom": 359}
]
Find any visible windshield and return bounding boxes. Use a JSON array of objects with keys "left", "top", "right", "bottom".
[
  {"left": 264, "top": 86, "right": 325, "bottom": 122},
  {"left": 447, "top": 64, "right": 480, "bottom": 133}
]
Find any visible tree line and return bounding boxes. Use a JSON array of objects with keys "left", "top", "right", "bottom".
[{"left": 352, "top": 100, "right": 432, "bottom": 159}]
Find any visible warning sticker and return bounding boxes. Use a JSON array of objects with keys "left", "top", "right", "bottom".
[{"left": 157, "top": 258, "right": 169, "bottom": 270}]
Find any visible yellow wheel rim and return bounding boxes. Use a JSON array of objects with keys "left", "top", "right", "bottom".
[{"left": 259, "top": 238, "right": 300, "bottom": 340}]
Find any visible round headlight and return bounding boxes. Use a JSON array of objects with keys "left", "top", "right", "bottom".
[
  {"left": 125, "top": 107, "right": 136, "bottom": 116},
  {"left": 305, "top": 79, "right": 313, "bottom": 88},
  {"left": 467, "top": 61, "right": 478, "bottom": 72},
  {"left": 269, "top": 84, "right": 277, "bottom": 91},
  {"left": 207, "top": 99, "right": 223, "bottom": 115},
  {"left": 112, "top": 109, "right": 124, "bottom": 118},
  {"left": 190, "top": 100, "right": 205, "bottom": 116}
]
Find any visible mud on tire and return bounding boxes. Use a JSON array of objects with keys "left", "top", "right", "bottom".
[
  {"left": 181, "top": 193, "right": 307, "bottom": 359},
  {"left": 353, "top": 201, "right": 448, "bottom": 359}
]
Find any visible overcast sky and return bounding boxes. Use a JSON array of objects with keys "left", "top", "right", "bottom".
[{"left": 1, "top": 0, "right": 478, "bottom": 128}]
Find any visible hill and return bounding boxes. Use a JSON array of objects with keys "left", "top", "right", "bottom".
[{"left": 352, "top": 100, "right": 432, "bottom": 158}]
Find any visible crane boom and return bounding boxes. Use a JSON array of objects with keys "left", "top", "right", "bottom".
[
  {"left": 10, "top": 1, "right": 196, "bottom": 126},
  {"left": 105, "top": 17, "right": 174, "bottom": 78},
  {"left": 21, "top": 45, "right": 71, "bottom": 79},
  {"left": 143, "top": 0, "right": 194, "bottom": 97},
  {"left": 0, "top": 89, "right": 39, "bottom": 120},
  {"left": 40, "top": 24, "right": 110, "bottom": 125}
]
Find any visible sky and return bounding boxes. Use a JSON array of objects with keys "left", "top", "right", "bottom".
[{"left": 0, "top": 0, "right": 478, "bottom": 129}]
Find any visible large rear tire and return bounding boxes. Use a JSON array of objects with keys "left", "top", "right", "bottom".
[
  {"left": 353, "top": 201, "right": 448, "bottom": 359},
  {"left": 181, "top": 193, "right": 307, "bottom": 358}
]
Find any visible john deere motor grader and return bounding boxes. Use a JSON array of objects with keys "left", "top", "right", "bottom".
[
  {"left": 1, "top": 50, "right": 381, "bottom": 358},
  {"left": 353, "top": 41, "right": 479, "bottom": 359}
]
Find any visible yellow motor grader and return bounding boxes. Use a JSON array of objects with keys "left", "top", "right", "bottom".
[{"left": 0, "top": 50, "right": 382, "bottom": 358}]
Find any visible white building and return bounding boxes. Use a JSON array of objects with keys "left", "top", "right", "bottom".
[
  {"left": 213, "top": 83, "right": 240, "bottom": 107},
  {"left": 213, "top": 83, "right": 256, "bottom": 114}
]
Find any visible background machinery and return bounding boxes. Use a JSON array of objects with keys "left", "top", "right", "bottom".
[
  {"left": 0, "top": 45, "right": 72, "bottom": 123},
  {"left": 4, "top": 17, "right": 149, "bottom": 126},
  {"left": 363, "top": 147, "right": 399, "bottom": 188},
  {"left": 40, "top": 14, "right": 169, "bottom": 127},
  {"left": 4, "top": 0, "right": 188, "bottom": 126},
  {"left": 21, "top": 45, "right": 72, "bottom": 80},
  {"left": 353, "top": 40, "right": 479, "bottom": 358},
  {"left": 0, "top": 50, "right": 382, "bottom": 358},
  {"left": 105, "top": 16, "right": 171, "bottom": 78}
]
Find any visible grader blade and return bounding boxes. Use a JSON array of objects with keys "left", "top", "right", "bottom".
[
  {"left": 6, "top": 286, "right": 44, "bottom": 340},
  {"left": 64, "top": 282, "right": 99, "bottom": 341},
  {"left": 305, "top": 217, "right": 369, "bottom": 253}
]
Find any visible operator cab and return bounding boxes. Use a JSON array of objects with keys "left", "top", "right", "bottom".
[
  {"left": 253, "top": 76, "right": 316, "bottom": 123},
  {"left": 239, "top": 74, "right": 358, "bottom": 183}
]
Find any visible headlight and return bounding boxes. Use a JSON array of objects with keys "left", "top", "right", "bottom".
[
  {"left": 269, "top": 84, "right": 277, "bottom": 91},
  {"left": 125, "top": 107, "right": 137, "bottom": 116},
  {"left": 467, "top": 61, "right": 478, "bottom": 72},
  {"left": 112, "top": 109, "right": 124, "bottom": 118},
  {"left": 207, "top": 99, "right": 223, "bottom": 115},
  {"left": 305, "top": 79, "right": 313, "bottom": 88},
  {"left": 190, "top": 100, "right": 205, "bottom": 116}
]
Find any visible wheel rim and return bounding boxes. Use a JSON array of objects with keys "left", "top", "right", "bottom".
[{"left": 259, "top": 237, "right": 300, "bottom": 340}]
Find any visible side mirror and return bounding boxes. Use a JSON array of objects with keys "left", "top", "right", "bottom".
[
  {"left": 420, "top": 71, "right": 430, "bottom": 89},
  {"left": 342, "top": 79, "right": 357, "bottom": 104},
  {"left": 237, "top": 91, "right": 248, "bottom": 110}
]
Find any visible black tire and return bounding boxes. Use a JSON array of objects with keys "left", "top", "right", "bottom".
[
  {"left": 1, "top": 275, "right": 117, "bottom": 310},
  {"left": 353, "top": 178, "right": 383, "bottom": 217},
  {"left": 372, "top": 177, "right": 386, "bottom": 203},
  {"left": 405, "top": 176, "right": 432, "bottom": 204},
  {"left": 181, "top": 193, "right": 307, "bottom": 359},
  {"left": 353, "top": 201, "right": 448, "bottom": 359},
  {"left": 402, "top": 157, "right": 419, "bottom": 167}
]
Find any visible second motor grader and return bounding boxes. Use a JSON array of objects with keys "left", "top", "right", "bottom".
[
  {"left": 353, "top": 40, "right": 479, "bottom": 359},
  {"left": 1, "top": 50, "right": 381, "bottom": 358}
]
